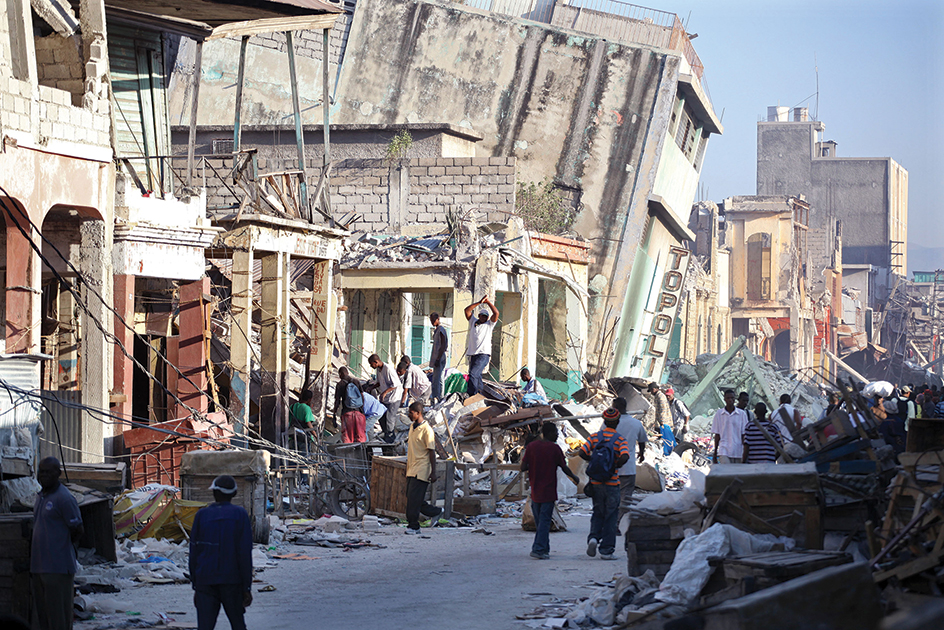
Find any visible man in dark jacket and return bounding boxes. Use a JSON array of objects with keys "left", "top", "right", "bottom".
[{"left": 189, "top": 475, "right": 253, "bottom": 630}]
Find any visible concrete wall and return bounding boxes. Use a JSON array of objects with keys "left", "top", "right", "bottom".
[
  {"left": 166, "top": 11, "right": 356, "bottom": 127},
  {"left": 171, "top": 123, "right": 480, "bottom": 168},
  {"left": 334, "top": 0, "right": 676, "bottom": 276}
]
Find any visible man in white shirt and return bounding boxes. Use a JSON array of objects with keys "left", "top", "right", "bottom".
[
  {"left": 398, "top": 358, "right": 431, "bottom": 406},
  {"left": 711, "top": 389, "right": 748, "bottom": 464},
  {"left": 613, "top": 397, "right": 647, "bottom": 534},
  {"left": 463, "top": 296, "right": 499, "bottom": 397},
  {"left": 774, "top": 394, "right": 802, "bottom": 443},
  {"left": 368, "top": 354, "right": 402, "bottom": 443}
]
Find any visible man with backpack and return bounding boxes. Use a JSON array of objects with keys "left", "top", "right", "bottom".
[
  {"left": 578, "top": 407, "right": 630, "bottom": 560},
  {"left": 333, "top": 367, "right": 367, "bottom": 443}
]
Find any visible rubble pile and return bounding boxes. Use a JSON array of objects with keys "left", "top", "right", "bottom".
[
  {"left": 666, "top": 353, "right": 826, "bottom": 421},
  {"left": 341, "top": 232, "right": 453, "bottom": 266}
]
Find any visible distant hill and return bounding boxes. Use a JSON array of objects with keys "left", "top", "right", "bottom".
[{"left": 908, "top": 244, "right": 944, "bottom": 276}]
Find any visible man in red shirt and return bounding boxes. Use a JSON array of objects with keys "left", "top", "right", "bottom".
[
  {"left": 579, "top": 408, "right": 630, "bottom": 560},
  {"left": 520, "top": 422, "right": 579, "bottom": 559}
]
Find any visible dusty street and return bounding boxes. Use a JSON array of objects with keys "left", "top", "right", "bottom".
[{"left": 78, "top": 503, "right": 623, "bottom": 630}]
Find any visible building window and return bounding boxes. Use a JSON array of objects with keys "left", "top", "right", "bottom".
[
  {"left": 821, "top": 147, "right": 830, "bottom": 157},
  {"left": 674, "top": 104, "right": 699, "bottom": 161},
  {"left": 747, "top": 233, "right": 772, "bottom": 300}
]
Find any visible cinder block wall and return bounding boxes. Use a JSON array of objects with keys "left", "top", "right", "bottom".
[
  {"left": 332, "top": 156, "right": 516, "bottom": 233},
  {"left": 199, "top": 155, "right": 518, "bottom": 232},
  {"left": 34, "top": 35, "right": 85, "bottom": 104}
]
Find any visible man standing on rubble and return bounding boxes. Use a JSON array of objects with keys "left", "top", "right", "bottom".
[
  {"left": 190, "top": 475, "right": 252, "bottom": 630},
  {"left": 368, "top": 354, "right": 402, "bottom": 443},
  {"left": 647, "top": 383, "right": 671, "bottom": 434},
  {"left": 579, "top": 408, "right": 630, "bottom": 560},
  {"left": 463, "top": 295, "right": 499, "bottom": 397},
  {"left": 711, "top": 389, "right": 748, "bottom": 464},
  {"left": 429, "top": 312, "right": 449, "bottom": 403},
  {"left": 521, "top": 421, "right": 579, "bottom": 559},
  {"left": 405, "top": 401, "right": 442, "bottom": 534},
  {"left": 31, "top": 457, "right": 83, "bottom": 630},
  {"left": 613, "top": 397, "right": 647, "bottom": 536},
  {"left": 665, "top": 388, "right": 690, "bottom": 443}
]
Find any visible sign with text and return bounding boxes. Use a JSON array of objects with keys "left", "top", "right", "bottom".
[{"left": 642, "top": 247, "right": 690, "bottom": 376}]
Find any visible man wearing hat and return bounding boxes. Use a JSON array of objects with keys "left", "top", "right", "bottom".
[
  {"left": 189, "top": 475, "right": 253, "bottom": 630},
  {"left": 578, "top": 408, "right": 630, "bottom": 560}
]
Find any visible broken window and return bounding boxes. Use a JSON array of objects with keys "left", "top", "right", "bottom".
[
  {"left": 535, "top": 279, "right": 569, "bottom": 390},
  {"left": 674, "top": 104, "right": 699, "bottom": 161},
  {"left": 747, "top": 233, "right": 772, "bottom": 300},
  {"left": 109, "top": 25, "right": 171, "bottom": 193}
]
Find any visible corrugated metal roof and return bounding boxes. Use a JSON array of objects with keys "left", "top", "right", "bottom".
[{"left": 39, "top": 390, "right": 84, "bottom": 463}]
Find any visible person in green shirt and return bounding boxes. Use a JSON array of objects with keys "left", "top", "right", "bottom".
[{"left": 291, "top": 390, "right": 316, "bottom": 442}]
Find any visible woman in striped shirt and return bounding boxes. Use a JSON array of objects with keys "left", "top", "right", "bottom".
[{"left": 742, "top": 402, "right": 783, "bottom": 464}]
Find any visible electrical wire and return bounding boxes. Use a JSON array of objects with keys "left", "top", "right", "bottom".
[{"left": 0, "top": 188, "right": 357, "bottom": 477}]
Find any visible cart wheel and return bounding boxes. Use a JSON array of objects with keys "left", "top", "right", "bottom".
[{"left": 329, "top": 481, "right": 370, "bottom": 521}]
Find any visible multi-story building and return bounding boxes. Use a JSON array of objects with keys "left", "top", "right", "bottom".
[{"left": 756, "top": 106, "right": 908, "bottom": 308}]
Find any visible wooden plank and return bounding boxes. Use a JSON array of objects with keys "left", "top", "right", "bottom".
[{"left": 207, "top": 14, "right": 340, "bottom": 40}]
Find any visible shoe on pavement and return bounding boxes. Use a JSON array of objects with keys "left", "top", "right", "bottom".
[
  {"left": 405, "top": 528, "right": 420, "bottom": 535},
  {"left": 586, "top": 538, "right": 598, "bottom": 557},
  {"left": 530, "top": 551, "right": 550, "bottom": 560},
  {"left": 600, "top": 553, "right": 616, "bottom": 561}
]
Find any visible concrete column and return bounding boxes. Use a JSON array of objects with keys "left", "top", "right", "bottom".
[
  {"left": 259, "top": 252, "right": 288, "bottom": 447},
  {"left": 57, "top": 282, "right": 79, "bottom": 389},
  {"left": 79, "top": 220, "right": 110, "bottom": 462},
  {"left": 112, "top": 274, "right": 135, "bottom": 429},
  {"left": 5, "top": 211, "right": 41, "bottom": 354},
  {"left": 228, "top": 248, "right": 253, "bottom": 440},
  {"left": 498, "top": 292, "right": 522, "bottom": 382},
  {"left": 308, "top": 260, "right": 334, "bottom": 419},
  {"left": 175, "top": 277, "right": 210, "bottom": 418}
]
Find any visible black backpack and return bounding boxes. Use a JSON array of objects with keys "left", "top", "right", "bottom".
[{"left": 586, "top": 431, "right": 618, "bottom": 482}]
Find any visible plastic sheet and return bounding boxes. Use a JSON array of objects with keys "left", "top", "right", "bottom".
[{"left": 656, "top": 523, "right": 795, "bottom": 607}]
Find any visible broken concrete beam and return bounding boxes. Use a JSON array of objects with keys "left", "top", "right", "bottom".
[{"left": 700, "top": 562, "right": 881, "bottom": 630}]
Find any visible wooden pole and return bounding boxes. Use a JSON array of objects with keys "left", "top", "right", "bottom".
[
  {"left": 186, "top": 40, "right": 203, "bottom": 187},
  {"left": 285, "top": 31, "right": 309, "bottom": 219}
]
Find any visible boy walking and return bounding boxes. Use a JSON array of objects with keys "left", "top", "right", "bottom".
[
  {"left": 520, "top": 422, "right": 579, "bottom": 559},
  {"left": 579, "top": 408, "right": 630, "bottom": 560}
]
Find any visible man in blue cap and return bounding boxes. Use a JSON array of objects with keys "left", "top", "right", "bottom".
[{"left": 189, "top": 475, "right": 253, "bottom": 630}]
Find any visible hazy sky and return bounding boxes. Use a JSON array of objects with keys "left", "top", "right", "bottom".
[{"left": 641, "top": 0, "right": 944, "bottom": 261}]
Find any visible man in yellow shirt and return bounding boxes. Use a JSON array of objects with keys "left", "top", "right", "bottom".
[{"left": 405, "top": 401, "right": 442, "bottom": 534}]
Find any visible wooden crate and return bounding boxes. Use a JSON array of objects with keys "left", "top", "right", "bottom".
[
  {"left": 369, "top": 456, "right": 450, "bottom": 519},
  {"left": 180, "top": 450, "right": 270, "bottom": 543},
  {"left": 705, "top": 463, "right": 824, "bottom": 549},
  {"left": 370, "top": 456, "right": 409, "bottom": 518},
  {"left": 0, "top": 514, "right": 33, "bottom": 622},
  {"left": 625, "top": 507, "right": 702, "bottom": 578}
]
